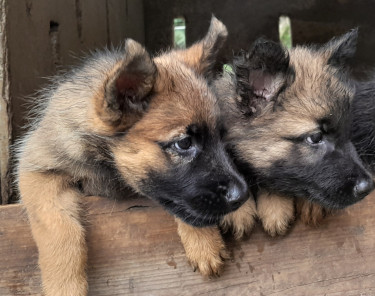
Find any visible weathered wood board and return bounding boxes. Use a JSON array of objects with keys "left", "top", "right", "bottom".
[{"left": 0, "top": 192, "right": 374, "bottom": 296}]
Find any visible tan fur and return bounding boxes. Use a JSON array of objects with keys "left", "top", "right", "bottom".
[
  {"left": 220, "top": 198, "right": 257, "bottom": 240},
  {"left": 17, "top": 16, "right": 233, "bottom": 294},
  {"left": 19, "top": 172, "right": 87, "bottom": 296},
  {"left": 257, "top": 191, "right": 295, "bottom": 237},
  {"left": 214, "top": 33, "right": 358, "bottom": 238},
  {"left": 296, "top": 198, "right": 328, "bottom": 226},
  {"left": 176, "top": 218, "right": 229, "bottom": 277},
  {"left": 251, "top": 49, "right": 353, "bottom": 231},
  {"left": 176, "top": 199, "right": 256, "bottom": 277},
  {"left": 174, "top": 16, "right": 227, "bottom": 76}
]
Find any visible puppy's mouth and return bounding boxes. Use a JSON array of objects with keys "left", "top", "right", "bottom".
[
  {"left": 307, "top": 187, "right": 366, "bottom": 209},
  {"left": 177, "top": 211, "right": 224, "bottom": 227},
  {"left": 160, "top": 199, "right": 226, "bottom": 227}
]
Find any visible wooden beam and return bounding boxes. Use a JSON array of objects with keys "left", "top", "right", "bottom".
[
  {"left": 0, "top": 0, "right": 11, "bottom": 204},
  {"left": 0, "top": 193, "right": 375, "bottom": 295}
]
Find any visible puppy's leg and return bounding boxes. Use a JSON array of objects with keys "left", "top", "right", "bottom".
[
  {"left": 220, "top": 198, "right": 257, "bottom": 240},
  {"left": 257, "top": 190, "right": 295, "bottom": 237},
  {"left": 176, "top": 218, "right": 229, "bottom": 277},
  {"left": 296, "top": 198, "right": 327, "bottom": 226},
  {"left": 19, "top": 172, "right": 87, "bottom": 296}
]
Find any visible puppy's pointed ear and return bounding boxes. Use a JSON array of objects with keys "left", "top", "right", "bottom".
[
  {"left": 174, "top": 16, "right": 228, "bottom": 77},
  {"left": 320, "top": 28, "right": 358, "bottom": 68},
  {"left": 233, "top": 38, "right": 293, "bottom": 115},
  {"left": 96, "top": 39, "right": 157, "bottom": 130}
]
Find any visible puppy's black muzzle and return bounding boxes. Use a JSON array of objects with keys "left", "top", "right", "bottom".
[{"left": 217, "top": 180, "right": 248, "bottom": 211}]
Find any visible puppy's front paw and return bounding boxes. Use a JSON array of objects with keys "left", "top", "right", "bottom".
[
  {"left": 220, "top": 198, "right": 257, "bottom": 240},
  {"left": 176, "top": 219, "right": 229, "bottom": 277},
  {"left": 257, "top": 191, "right": 295, "bottom": 237},
  {"left": 296, "top": 198, "right": 327, "bottom": 226}
]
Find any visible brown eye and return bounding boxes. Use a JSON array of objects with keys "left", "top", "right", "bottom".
[
  {"left": 306, "top": 132, "right": 323, "bottom": 144},
  {"left": 174, "top": 137, "right": 192, "bottom": 150}
]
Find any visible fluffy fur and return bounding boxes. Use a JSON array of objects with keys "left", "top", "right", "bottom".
[
  {"left": 352, "top": 78, "right": 375, "bottom": 173},
  {"left": 16, "top": 17, "right": 251, "bottom": 295},
  {"left": 213, "top": 29, "right": 374, "bottom": 235},
  {"left": 176, "top": 30, "right": 375, "bottom": 275},
  {"left": 296, "top": 76, "right": 375, "bottom": 224}
]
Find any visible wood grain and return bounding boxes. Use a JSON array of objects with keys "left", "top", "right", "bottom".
[
  {"left": 0, "top": 192, "right": 374, "bottom": 296},
  {"left": 0, "top": 0, "right": 12, "bottom": 204}
]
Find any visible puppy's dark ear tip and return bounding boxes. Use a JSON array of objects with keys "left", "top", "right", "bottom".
[
  {"left": 349, "top": 27, "right": 359, "bottom": 36},
  {"left": 250, "top": 38, "right": 286, "bottom": 56},
  {"left": 247, "top": 38, "right": 289, "bottom": 74},
  {"left": 324, "top": 27, "right": 359, "bottom": 67}
]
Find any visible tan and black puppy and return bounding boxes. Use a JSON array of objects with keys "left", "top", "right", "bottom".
[
  {"left": 297, "top": 72, "right": 375, "bottom": 225},
  {"left": 175, "top": 30, "right": 375, "bottom": 276},
  {"left": 16, "top": 17, "right": 249, "bottom": 296},
  {"left": 215, "top": 29, "right": 374, "bottom": 235}
]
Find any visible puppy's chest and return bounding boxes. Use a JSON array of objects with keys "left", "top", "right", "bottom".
[
  {"left": 79, "top": 161, "right": 129, "bottom": 200},
  {"left": 65, "top": 140, "right": 128, "bottom": 199}
]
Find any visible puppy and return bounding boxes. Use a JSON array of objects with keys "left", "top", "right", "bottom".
[
  {"left": 297, "top": 73, "right": 375, "bottom": 225},
  {"left": 217, "top": 29, "right": 374, "bottom": 234},
  {"left": 177, "top": 30, "right": 375, "bottom": 276},
  {"left": 16, "top": 17, "right": 249, "bottom": 296}
]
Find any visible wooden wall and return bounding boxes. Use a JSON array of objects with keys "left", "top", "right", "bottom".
[
  {"left": 0, "top": 0, "right": 145, "bottom": 203},
  {"left": 144, "top": 0, "right": 375, "bottom": 75}
]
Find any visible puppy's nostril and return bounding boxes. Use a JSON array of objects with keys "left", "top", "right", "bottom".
[
  {"left": 217, "top": 185, "right": 228, "bottom": 196},
  {"left": 225, "top": 184, "right": 248, "bottom": 210},
  {"left": 354, "top": 178, "right": 374, "bottom": 199}
]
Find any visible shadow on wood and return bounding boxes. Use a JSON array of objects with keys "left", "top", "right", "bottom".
[{"left": 0, "top": 192, "right": 374, "bottom": 296}]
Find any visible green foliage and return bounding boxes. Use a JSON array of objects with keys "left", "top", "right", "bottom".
[
  {"left": 174, "top": 17, "right": 186, "bottom": 49},
  {"left": 279, "top": 16, "right": 292, "bottom": 49},
  {"left": 223, "top": 64, "right": 234, "bottom": 74}
]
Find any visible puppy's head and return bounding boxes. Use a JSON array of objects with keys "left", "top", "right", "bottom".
[
  {"left": 225, "top": 29, "right": 373, "bottom": 209},
  {"left": 91, "top": 17, "right": 248, "bottom": 227}
]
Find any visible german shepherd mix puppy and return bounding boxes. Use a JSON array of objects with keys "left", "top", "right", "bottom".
[
  {"left": 179, "top": 29, "right": 375, "bottom": 274},
  {"left": 218, "top": 29, "right": 375, "bottom": 235},
  {"left": 297, "top": 75, "right": 375, "bottom": 225},
  {"left": 16, "top": 17, "right": 249, "bottom": 295}
]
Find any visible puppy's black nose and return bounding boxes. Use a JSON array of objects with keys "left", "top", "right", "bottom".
[
  {"left": 353, "top": 178, "right": 374, "bottom": 200},
  {"left": 219, "top": 181, "right": 249, "bottom": 211}
]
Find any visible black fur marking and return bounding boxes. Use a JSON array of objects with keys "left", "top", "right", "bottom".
[
  {"left": 325, "top": 28, "right": 358, "bottom": 68},
  {"left": 233, "top": 38, "right": 294, "bottom": 117},
  {"left": 352, "top": 79, "right": 375, "bottom": 173},
  {"left": 259, "top": 141, "right": 372, "bottom": 209},
  {"left": 141, "top": 124, "right": 249, "bottom": 227}
]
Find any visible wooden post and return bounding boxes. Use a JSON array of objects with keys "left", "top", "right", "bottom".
[{"left": 0, "top": 0, "right": 11, "bottom": 204}]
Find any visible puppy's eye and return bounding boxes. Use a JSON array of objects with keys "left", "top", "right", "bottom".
[
  {"left": 174, "top": 137, "right": 192, "bottom": 150},
  {"left": 306, "top": 132, "right": 323, "bottom": 145}
]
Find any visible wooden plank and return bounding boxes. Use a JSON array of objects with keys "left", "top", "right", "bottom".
[
  {"left": 0, "top": 0, "right": 11, "bottom": 204},
  {"left": 5, "top": 0, "right": 145, "bottom": 143},
  {"left": 0, "top": 192, "right": 375, "bottom": 296}
]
